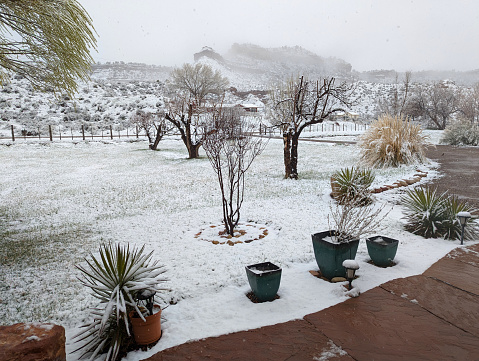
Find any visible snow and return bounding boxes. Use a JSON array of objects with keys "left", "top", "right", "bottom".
[
  {"left": 457, "top": 211, "right": 472, "bottom": 218},
  {"left": 0, "top": 134, "right": 471, "bottom": 361},
  {"left": 342, "top": 260, "right": 359, "bottom": 269}
]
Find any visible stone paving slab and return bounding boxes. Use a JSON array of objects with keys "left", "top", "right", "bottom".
[
  {"left": 380, "top": 275, "right": 479, "bottom": 338},
  {"left": 145, "top": 320, "right": 354, "bottom": 361},
  {"left": 446, "top": 244, "right": 479, "bottom": 267},
  {"left": 423, "top": 257, "right": 479, "bottom": 296},
  {"left": 146, "top": 244, "right": 479, "bottom": 361},
  {"left": 304, "top": 286, "right": 479, "bottom": 361}
]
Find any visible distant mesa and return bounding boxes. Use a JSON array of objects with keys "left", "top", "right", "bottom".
[{"left": 194, "top": 46, "right": 225, "bottom": 63}]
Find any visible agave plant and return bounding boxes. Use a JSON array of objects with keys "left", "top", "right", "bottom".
[
  {"left": 331, "top": 166, "right": 375, "bottom": 205},
  {"left": 402, "top": 187, "right": 478, "bottom": 240},
  {"left": 73, "top": 243, "right": 167, "bottom": 361}
]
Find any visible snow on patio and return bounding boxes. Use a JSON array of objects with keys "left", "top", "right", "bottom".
[{"left": 0, "top": 135, "right": 462, "bottom": 360}]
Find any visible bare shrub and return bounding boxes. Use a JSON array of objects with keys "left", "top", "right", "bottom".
[
  {"left": 202, "top": 107, "right": 267, "bottom": 236},
  {"left": 328, "top": 194, "right": 390, "bottom": 243}
]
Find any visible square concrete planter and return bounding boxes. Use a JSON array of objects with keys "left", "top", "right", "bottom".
[{"left": 245, "top": 262, "right": 282, "bottom": 302}]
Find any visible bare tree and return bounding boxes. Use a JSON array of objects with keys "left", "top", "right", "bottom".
[
  {"left": 130, "top": 110, "right": 171, "bottom": 150},
  {"left": 268, "top": 76, "right": 354, "bottom": 179},
  {"left": 411, "top": 81, "right": 459, "bottom": 129},
  {"left": 202, "top": 107, "right": 267, "bottom": 236},
  {"left": 376, "top": 71, "right": 412, "bottom": 117},
  {"left": 457, "top": 83, "right": 479, "bottom": 123},
  {"left": 164, "top": 63, "right": 229, "bottom": 158}
]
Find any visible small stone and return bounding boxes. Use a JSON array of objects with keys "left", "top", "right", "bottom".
[
  {"left": 331, "top": 277, "right": 347, "bottom": 283},
  {"left": 309, "top": 270, "right": 321, "bottom": 278},
  {"left": 0, "top": 323, "right": 66, "bottom": 361},
  {"left": 227, "top": 240, "right": 234, "bottom": 246},
  {"left": 399, "top": 180, "right": 408, "bottom": 187},
  {"left": 405, "top": 179, "right": 415, "bottom": 185},
  {"left": 212, "top": 241, "right": 219, "bottom": 245}
]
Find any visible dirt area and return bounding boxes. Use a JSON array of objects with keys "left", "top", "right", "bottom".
[{"left": 426, "top": 145, "right": 479, "bottom": 211}]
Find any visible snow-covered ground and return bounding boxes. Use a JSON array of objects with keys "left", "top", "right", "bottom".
[{"left": 0, "top": 132, "right": 467, "bottom": 361}]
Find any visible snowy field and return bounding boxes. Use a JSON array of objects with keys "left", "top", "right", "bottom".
[{"left": 0, "top": 132, "right": 465, "bottom": 361}]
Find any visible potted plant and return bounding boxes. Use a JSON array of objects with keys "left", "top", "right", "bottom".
[
  {"left": 129, "top": 290, "right": 163, "bottom": 345},
  {"left": 365, "top": 235, "right": 399, "bottom": 267},
  {"left": 73, "top": 243, "right": 168, "bottom": 361},
  {"left": 245, "top": 262, "right": 282, "bottom": 302},
  {"left": 312, "top": 195, "right": 388, "bottom": 280}
]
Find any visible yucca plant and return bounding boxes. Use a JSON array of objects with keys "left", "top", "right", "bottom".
[
  {"left": 331, "top": 166, "right": 375, "bottom": 205},
  {"left": 402, "top": 187, "right": 478, "bottom": 240},
  {"left": 359, "top": 114, "right": 429, "bottom": 168},
  {"left": 401, "top": 187, "right": 449, "bottom": 238},
  {"left": 73, "top": 243, "right": 167, "bottom": 361}
]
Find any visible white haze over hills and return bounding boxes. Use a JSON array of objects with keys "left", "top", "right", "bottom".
[{"left": 92, "top": 43, "right": 479, "bottom": 86}]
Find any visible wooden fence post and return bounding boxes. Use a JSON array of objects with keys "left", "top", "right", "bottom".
[
  {"left": 110, "top": 125, "right": 113, "bottom": 140},
  {"left": 59, "top": 126, "right": 62, "bottom": 140},
  {"left": 11, "top": 125, "right": 15, "bottom": 142},
  {"left": 38, "top": 126, "right": 41, "bottom": 139},
  {"left": 136, "top": 125, "right": 139, "bottom": 138},
  {"left": 49, "top": 125, "right": 53, "bottom": 141},
  {"left": 82, "top": 125, "right": 85, "bottom": 140}
]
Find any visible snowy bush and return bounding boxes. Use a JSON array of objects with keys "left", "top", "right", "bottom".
[
  {"left": 440, "top": 120, "right": 479, "bottom": 146},
  {"left": 359, "top": 114, "right": 429, "bottom": 168},
  {"left": 401, "top": 187, "right": 478, "bottom": 240}
]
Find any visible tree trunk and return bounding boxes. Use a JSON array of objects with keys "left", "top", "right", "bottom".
[
  {"left": 290, "top": 134, "right": 299, "bottom": 180},
  {"left": 149, "top": 128, "right": 163, "bottom": 150},
  {"left": 283, "top": 131, "right": 292, "bottom": 179},
  {"left": 187, "top": 143, "right": 201, "bottom": 158}
]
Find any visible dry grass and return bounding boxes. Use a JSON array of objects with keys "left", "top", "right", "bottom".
[{"left": 359, "top": 114, "right": 429, "bottom": 168}]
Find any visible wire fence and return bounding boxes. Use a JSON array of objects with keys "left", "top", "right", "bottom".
[{"left": 0, "top": 123, "right": 369, "bottom": 142}]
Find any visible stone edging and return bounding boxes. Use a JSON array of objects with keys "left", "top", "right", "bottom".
[{"left": 370, "top": 170, "right": 428, "bottom": 194}]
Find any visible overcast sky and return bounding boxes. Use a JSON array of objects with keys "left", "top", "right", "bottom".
[{"left": 79, "top": 0, "right": 479, "bottom": 72}]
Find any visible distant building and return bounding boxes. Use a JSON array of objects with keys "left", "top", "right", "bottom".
[
  {"left": 194, "top": 46, "right": 225, "bottom": 63},
  {"left": 235, "top": 104, "right": 260, "bottom": 113}
]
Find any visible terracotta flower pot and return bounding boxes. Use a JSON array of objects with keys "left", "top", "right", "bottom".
[{"left": 129, "top": 304, "right": 162, "bottom": 345}]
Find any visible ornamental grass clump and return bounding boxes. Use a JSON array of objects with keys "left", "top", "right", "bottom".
[
  {"left": 331, "top": 167, "right": 375, "bottom": 205},
  {"left": 73, "top": 243, "right": 168, "bottom": 361},
  {"left": 359, "top": 114, "right": 429, "bottom": 168},
  {"left": 401, "top": 187, "right": 478, "bottom": 240},
  {"left": 440, "top": 120, "right": 479, "bottom": 146}
]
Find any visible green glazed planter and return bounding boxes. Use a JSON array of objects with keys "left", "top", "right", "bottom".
[
  {"left": 245, "top": 262, "right": 282, "bottom": 302},
  {"left": 312, "top": 231, "right": 359, "bottom": 280},
  {"left": 366, "top": 236, "right": 399, "bottom": 267}
]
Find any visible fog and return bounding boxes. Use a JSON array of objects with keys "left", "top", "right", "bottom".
[{"left": 79, "top": 0, "right": 479, "bottom": 72}]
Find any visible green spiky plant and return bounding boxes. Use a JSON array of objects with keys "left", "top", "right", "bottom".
[
  {"left": 73, "top": 243, "right": 168, "bottom": 361},
  {"left": 331, "top": 167, "right": 375, "bottom": 205},
  {"left": 401, "top": 187, "right": 478, "bottom": 240},
  {"left": 359, "top": 114, "right": 429, "bottom": 168}
]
